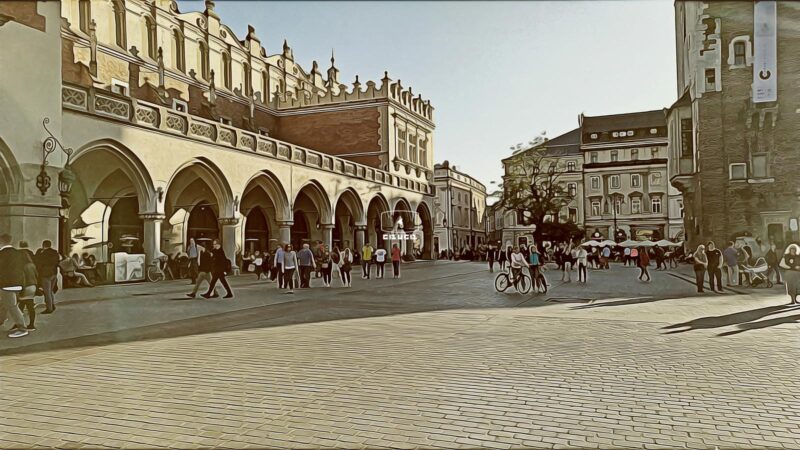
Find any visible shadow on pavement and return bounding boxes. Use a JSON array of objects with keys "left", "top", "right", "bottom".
[
  {"left": 662, "top": 304, "right": 800, "bottom": 335},
  {"left": 716, "top": 312, "right": 800, "bottom": 337}
]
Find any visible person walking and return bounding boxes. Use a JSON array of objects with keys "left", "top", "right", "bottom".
[
  {"left": 201, "top": 240, "right": 234, "bottom": 299},
  {"left": 498, "top": 246, "right": 508, "bottom": 271},
  {"left": 312, "top": 241, "right": 324, "bottom": 279},
  {"left": 320, "top": 249, "right": 333, "bottom": 287},
  {"left": 692, "top": 244, "right": 708, "bottom": 293},
  {"left": 630, "top": 247, "right": 639, "bottom": 268},
  {"left": 187, "top": 244, "right": 220, "bottom": 298},
  {"left": 273, "top": 244, "right": 285, "bottom": 288},
  {"left": 391, "top": 244, "right": 402, "bottom": 279},
  {"left": 766, "top": 243, "right": 783, "bottom": 285},
  {"left": 339, "top": 247, "right": 353, "bottom": 287},
  {"left": 527, "top": 245, "right": 540, "bottom": 288},
  {"left": 261, "top": 249, "right": 273, "bottom": 282},
  {"left": 654, "top": 245, "right": 665, "bottom": 270},
  {"left": 0, "top": 234, "right": 29, "bottom": 338},
  {"left": 637, "top": 246, "right": 651, "bottom": 282},
  {"left": 706, "top": 241, "right": 723, "bottom": 293},
  {"left": 282, "top": 244, "right": 298, "bottom": 294},
  {"left": 297, "top": 243, "right": 316, "bottom": 289},
  {"left": 722, "top": 241, "right": 739, "bottom": 286},
  {"left": 601, "top": 245, "right": 611, "bottom": 270},
  {"left": 252, "top": 250, "right": 265, "bottom": 280},
  {"left": 17, "top": 253, "right": 39, "bottom": 331},
  {"left": 623, "top": 246, "right": 631, "bottom": 266},
  {"left": 331, "top": 246, "right": 341, "bottom": 282},
  {"left": 186, "top": 238, "right": 199, "bottom": 284},
  {"left": 487, "top": 245, "right": 496, "bottom": 273},
  {"left": 576, "top": 245, "right": 588, "bottom": 283},
  {"left": 779, "top": 244, "right": 800, "bottom": 304},
  {"left": 34, "top": 240, "right": 60, "bottom": 314},
  {"left": 562, "top": 243, "right": 574, "bottom": 283},
  {"left": 374, "top": 247, "right": 387, "bottom": 279},
  {"left": 361, "top": 242, "right": 373, "bottom": 279}
]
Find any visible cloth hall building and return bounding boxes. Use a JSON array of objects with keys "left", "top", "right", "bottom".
[{"left": 0, "top": 0, "right": 436, "bottom": 278}]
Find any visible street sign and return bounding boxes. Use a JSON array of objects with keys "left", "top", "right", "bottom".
[{"left": 753, "top": 1, "right": 777, "bottom": 103}]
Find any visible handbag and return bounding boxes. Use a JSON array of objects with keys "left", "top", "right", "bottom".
[{"left": 247, "top": 264, "right": 256, "bottom": 272}]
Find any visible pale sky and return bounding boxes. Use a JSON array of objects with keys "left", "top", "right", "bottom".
[{"left": 181, "top": 1, "right": 678, "bottom": 189}]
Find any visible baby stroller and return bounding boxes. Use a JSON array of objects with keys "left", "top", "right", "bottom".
[{"left": 741, "top": 257, "right": 773, "bottom": 288}]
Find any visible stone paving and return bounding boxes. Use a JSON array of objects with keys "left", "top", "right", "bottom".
[{"left": 1, "top": 261, "right": 799, "bottom": 449}]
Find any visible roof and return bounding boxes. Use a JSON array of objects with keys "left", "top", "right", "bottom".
[
  {"left": 581, "top": 109, "right": 666, "bottom": 133},
  {"left": 501, "top": 127, "right": 581, "bottom": 163}
]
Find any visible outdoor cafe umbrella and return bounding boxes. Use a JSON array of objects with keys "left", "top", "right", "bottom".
[
  {"left": 618, "top": 239, "right": 639, "bottom": 248},
  {"left": 655, "top": 239, "right": 680, "bottom": 247},
  {"left": 581, "top": 240, "right": 601, "bottom": 247},
  {"left": 599, "top": 240, "right": 617, "bottom": 247}
]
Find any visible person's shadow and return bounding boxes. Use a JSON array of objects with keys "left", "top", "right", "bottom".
[{"left": 662, "top": 304, "right": 800, "bottom": 334}]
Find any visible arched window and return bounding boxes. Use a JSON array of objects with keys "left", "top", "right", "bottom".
[
  {"left": 198, "top": 40, "right": 209, "bottom": 80},
  {"left": 261, "top": 70, "right": 269, "bottom": 102},
  {"left": 78, "top": 0, "right": 91, "bottom": 33},
  {"left": 243, "top": 62, "right": 252, "bottom": 95},
  {"left": 144, "top": 15, "right": 157, "bottom": 60},
  {"left": 221, "top": 52, "right": 232, "bottom": 89},
  {"left": 112, "top": 0, "right": 126, "bottom": 48},
  {"left": 172, "top": 29, "right": 185, "bottom": 72}
]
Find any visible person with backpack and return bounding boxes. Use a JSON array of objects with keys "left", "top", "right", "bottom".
[
  {"left": 201, "top": 240, "right": 234, "bottom": 299},
  {"left": 17, "top": 252, "right": 39, "bottom": 331},
  {"left": 339, "top": 247, "right": 353, "bottom": 287},
  {"left": 0, "top": 234, "right": 29, "bottom": 338}
]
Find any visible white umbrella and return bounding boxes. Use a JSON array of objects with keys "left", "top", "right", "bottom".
[
  {"left": 636, "top": 240, "right": 657, "bottom": 247},
  {"left": 599, "top": 240, "right": 617, "bottom": 247},
  {"left": 655, "top": 239, "right": 678, "bottom": 247},
  {"left": 581, "top": 240, "right": 601, "bottom": 247},
  {"left": 618, "top": 239, "right": 639, "bottom": 248}
]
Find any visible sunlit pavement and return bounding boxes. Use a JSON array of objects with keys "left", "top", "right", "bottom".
[{"left": 2, "top": 261, "right": 799, "bottom": 449}]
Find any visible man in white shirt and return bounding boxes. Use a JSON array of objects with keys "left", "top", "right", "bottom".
[{"left": 0, "top": 234, "right": 29, "bottom": 338}]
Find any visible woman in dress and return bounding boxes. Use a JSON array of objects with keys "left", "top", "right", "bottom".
[{"left": 779, "top": 244, "right": 800, "bottom": 304}]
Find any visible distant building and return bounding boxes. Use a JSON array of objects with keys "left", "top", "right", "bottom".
[
  {"left": 668, "top": 1, "right": 799, "bottom": 251},
  {"left": 432, "top": 161, "right": 487, "bottom": 255},
  {"left": 580, "top": 110, "right": 682, "bottom": 242}
]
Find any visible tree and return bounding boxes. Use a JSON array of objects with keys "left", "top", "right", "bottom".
[{"left": 497, "top": 148, "right": 576, "bottom": 243}]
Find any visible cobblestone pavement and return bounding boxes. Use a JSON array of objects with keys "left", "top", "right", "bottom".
[{"left": 1, "top": 262, "right": 799, "bottom": 449}]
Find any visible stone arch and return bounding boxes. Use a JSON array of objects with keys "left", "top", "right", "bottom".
[
  {"left": 391, "top": 197, "right": 415, "bottom": 230},
  {"left": 0, "top": 137, "right": 22, "bottom": 199},
  {"left": 293, "top": 180, "right": 332, "bottom": 223},
  {"left": 240, "top": 170, "right": 290, "bottom": 255},
  {"left": 242, "top": 170, "right": 290, "bottom": 221},
  {"left": 165, "top": 157, "right": 235, "bottom": 218},
  {"left": 291, "top": 180, "right": 332, "bottom": 249},
  {"left": 366, "top": 193, "right": 391, "bottom": 249},
  {"left": 333, "top": 188, "right": 366, "bottom": 225},
  {"left": 414, "top": 201, "right": 434, "bottom": 259},
  {"left": 332, "top": 188, "right": 365, "bottom": 251}
]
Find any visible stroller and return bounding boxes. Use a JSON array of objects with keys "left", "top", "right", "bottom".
[{"left": 741, "top": 257, "right": 773, "bottom": 288}]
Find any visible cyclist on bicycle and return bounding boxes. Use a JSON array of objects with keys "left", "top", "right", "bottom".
[{"left": 510, "top": 246, "right": 527, "bottom": 288}]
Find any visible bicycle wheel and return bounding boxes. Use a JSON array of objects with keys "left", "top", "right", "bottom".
[
  {"left": 494, "top": 273, "right": 510, "bottom": 292},
  {"left": 538, "top": 274, "right": 548, "bottom": 294},
  {"left": 146, "top": 266, "right": 163, "bottom": 282},
  {"left": 517, "top": 274, "right": 532, "bottom": 294}
]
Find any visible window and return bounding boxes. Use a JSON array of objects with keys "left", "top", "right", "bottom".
[
  {"left": 591, "top": 201, "right": 601, "bottom": 217},
  {"left": 704, "top": 68, "right": 716, "bottom": 91},
  {"left": 612, "top": 132, "right": 619, "bottom": 138},
  {"left": 568, "top": 208, "right": 577, "bottom": 223},
  {"left": 567, "top": 161, "right": 576, "bottom": 172},
  {"left": 173, "top": 29, "right": 185, "bottom": 72},
  {"left": 221, "top": 52, "right": 232, "bottom": 89},
  {"left": 734, "top": 41, "right": 746, "bottom": 66},
  {"left": 145, "top": 15, "right": 157, "bottom": 60},
  {"left": 590, "top": 176, "right": 600, "bottom": 190},
  {"left": 261, "top": 71, "right": 269, "bottom": 102},
  {"left": 610, "top": 175, "right": 620, "bottom": 189},
  {"left": 567, "top": 183, "right": 577, "bottom": 197},
  {"left": 631, "top": 149, "right": 638, "bottom": 160},
  {"left": 112, "top": 0, "right": 126, "bottom": 48},
  {"left": 751, "top": 154, "right": 768, "bottom": 178},
  {"left": 258, "top": 128, "right": 270, "bottom": 137},
  {"left": 610, "top": 150, "right": 618, "bottom": 162},
  {"left": 590, "top": 133, "right": 598, "bottom": 139},
  {"left": 651, "top": 147, "right": 660, "bottom": 158},
  {"left": 79, "top": 0, "right": 91, "bottom": 33},
  {"left": 631, "top": 199, "right": 641, "bottom": 214},
  {"left": 650, "top": 173, "right": 662, "bottom": 186},
  {"left": 650, "top": 128, "right": 658, "bottom": 135},
  {"left": 729, "top": 163, "right": 747, "bottom": 180},
  {"left": 591, "top": 152, "right": 598, "bottom": 164},
  {"left": 409, "top": 135, "right": 418, "bottom": 164},
  {"left": 397, "top": 128, "right": 407, "bottom": 160},
  {"left": 614, "top": 199, "right": 621, "bottom": 215},
  {"left": 631, "top": 174, "right": 641, "bottom": 188},
  {"left": 172, "top": 99, "right": 188, "bottom": 113},
  {"left": 219, "top": 117, "right": 232, "bottom": 125},
  {"left": 626, "top": 130, "right": 634, "bottom": 137},
  {"left": 199, "top": 41, "right": 210, "bottom": 80},
  {"left": 243, "top": 63, "right": 252, "bottom": 95},
  {"left": 680, "top": 119, "right": 693, "bottom": 157},
  {"left": 110, "top": 79, "right": 128, "bottom": 96},
  {"left": 651, "top": 197, "right": 662, "bottom": 214}
]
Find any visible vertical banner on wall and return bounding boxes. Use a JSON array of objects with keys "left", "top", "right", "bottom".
[{"left": 753, "top": 0, "right": 777, "bottom": 103}]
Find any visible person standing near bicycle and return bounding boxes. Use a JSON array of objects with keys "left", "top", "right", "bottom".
[
  {"left": 528, "top": 245, "right": 541, "bottom": 290},
  {"left": 201, "top": 240, "right": 234, "bottom": 299},
  {"left": 509, "top": 246, "right": 527, "bottom": 289}
]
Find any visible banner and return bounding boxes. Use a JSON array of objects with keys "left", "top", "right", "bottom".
[{"left": 753, "top": 1, "right": 777, "bottom": 103}]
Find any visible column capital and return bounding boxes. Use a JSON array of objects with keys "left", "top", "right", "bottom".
[
  {"left": 354, "top": 224, "right": 367, "bottom": 231},
  {"left": 278, "top": 220, "right": 294, "bottom": 227},
  {"left": 320, "top": 223, "right": 335, "bottom": 230},
  {"left": 139, "top": 213, "right": 166, "bottom": 221},
  {"left": 218, "top": 217, "right": 239, "bottom": 226}
]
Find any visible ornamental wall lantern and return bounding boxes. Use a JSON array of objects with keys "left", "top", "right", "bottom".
[{"left": 38, "top": 117, "right": 75, "bottom": 196}]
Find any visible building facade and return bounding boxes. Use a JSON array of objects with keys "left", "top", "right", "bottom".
[
  {"left": 580, "top": 110, "right": 682, "bottom": 242},
  {"left": 0, "top": 0, "right": 436, "bottom": 276},
  {"left": 668, "top": 1, "right": 800, "bottom": 251},
  {"left": 432, "top": 161, "right": 486, "bottom": 255}
]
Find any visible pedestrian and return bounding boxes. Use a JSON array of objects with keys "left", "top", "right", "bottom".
[
  {"left": 361, "top": 242, "right": 373, "bottom": 279},
  {"left": 509, "top": 246, "right": 527, "bottom": 289},
  {"left": 17, "top": 252, "right": 39, "bottom": 331},
  {"left": 252, "top": 250, "right": 265, "bottom": 280},
  {"left": 692, "top": 244, "right": 708, "bottom": 293},
  {"left": 498, "top": 246, "right": 508, "bottom": 271},
  {"left": 487, "top": 245, "right": 495, "bottom": 272},
  {"left": 261, "top": 249, "right": 273, "bottom": 282},
  {"left": 201, "top": 240, "right": 234, "bottom": 299},
  {"left": 312, "top": 241, "right": 323, "bottom": 279},
  {"left": 577, "top": 245, "right": 588, "bottom": 283},
  {"left": 331, "top": 245, "right": 341, "bottom": 281},
  {"left": 273, "top": 243, "right": 285, "bottom": 288},
  {"left": 722, "top": 241, "right": 739, "bottom": 286},
  {"left": 654, "top": 245, "right": 665, "bottom": 270},
  {"left": 601, "top": 245, "right": 611, "bottom": 270},
  {"left": 778, "top": 244, "right": 800, "bottom": 304},
  {"left": 0, "top": 234, "right": 29, "bottom": 338},
  {"left": 374, "top": 247, "right": 387, "bottom": 279},
  {"left": 562, "top": 243, "right": 573, "bottom": 282},
  {"left": 765, "top": 243, "right": 783, "bottom": 285},
  {"left": 34, "top": 240, "right": 60, "bottom": 314},
  {"left": 297, "top": 243, "right": 316, "bottom": 288},
  {"left": 320, "top": 249, "right": 332, "bottom": 287},
  {"left": 186, "top": 244, "right": 221, "bottom": 298},
  {"left": 737, "top": 244, "right": 752, "bottom": 286},
  {"left": 706, "top": 241, "right": 723, "bottom": 293},
  {"left": 630, "top": 246, "right": 639, "bottom": 268},
  {"left": 623, "top": 246, "right": 631, "bottom": 266},
  {"left": 59, "top": 254, "right": 93, "bottom": 287},
  {"left": 528, "top": 245, "right": 541, "bottom": 289},
  {"left": 339, "top": 247, "right": 353, "bottom": 287},
  {"left": 186, "top": 238, "right": 199, "bottom": 283},
  {"left": 282, "top": 244, "right": 297, "bottom": 294},
  {"left": 391, "top": 243, "right": 402, "bottom": 279},
  {"left": 637, "top": 246, "right": 651, "bottom": 282}
]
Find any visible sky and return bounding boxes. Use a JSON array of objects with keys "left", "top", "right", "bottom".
[{"left": 180, "top": 0, "right": 678, "bottom": 189}]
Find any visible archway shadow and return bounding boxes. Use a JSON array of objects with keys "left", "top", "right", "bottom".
[{"left": 662, "top": 304, "right": 800, "bottom": 334}]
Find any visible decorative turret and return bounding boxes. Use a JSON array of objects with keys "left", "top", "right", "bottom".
[
  {"left": 282, "top": 39, "right": 293, "bottom": 60},
  {"left": 327, "top": 50, "right": 340, "bottom": 87},
  {"left": 204, "top": 0, "right": 218, "bottom": 18}
]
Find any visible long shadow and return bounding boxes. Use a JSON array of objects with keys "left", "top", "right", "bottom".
[
  {"left": 717, "top": 313, "right": 800, "bottom": 336},
  {"left": 570, "top": 296, "right": 661, "bottom": 309},
  {"left": 661, "top": 304, "right": 800, "bottom": 334}
]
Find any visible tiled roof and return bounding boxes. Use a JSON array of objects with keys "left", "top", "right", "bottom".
[{"left": 581, "top": 109, "right": 666, "bottom": 133}]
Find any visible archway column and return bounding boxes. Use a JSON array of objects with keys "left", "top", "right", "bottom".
[
  {"left": 278, "top": 221, "right": 292, "bottom": 246},
  {"left": 321, "top": 224, "right": 334, "bottom": 250},
  {"left": 355, "top": 225, "right": 366, "bottom": 252},
  {"left": 219, "top": 217, "right": 239, "bottom": 273},
  {"left": 139, "top": 213, "right": 165, "bottom": 266},
  {"left": 404, "top": 227, "right": 416, "bottom": 258}
]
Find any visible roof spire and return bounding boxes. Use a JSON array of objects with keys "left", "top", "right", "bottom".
[{"left": 330, "top": 48, "right": 335, "bottom": 66}]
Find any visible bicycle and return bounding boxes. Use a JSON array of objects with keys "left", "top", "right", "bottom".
[
  {"left": 495, "top": 267, "right": 531, "bottom": 294},
  {"left": 146, "top": 258, "right": 167, "bottom": 282}
]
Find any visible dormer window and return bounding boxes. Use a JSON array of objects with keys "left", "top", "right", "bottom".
[
  {"left": 590, "top": 133, "right": 598, "bottom": 139},
  {"left": 705, "top": 69, "right": 716, "bottom": 91}
]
